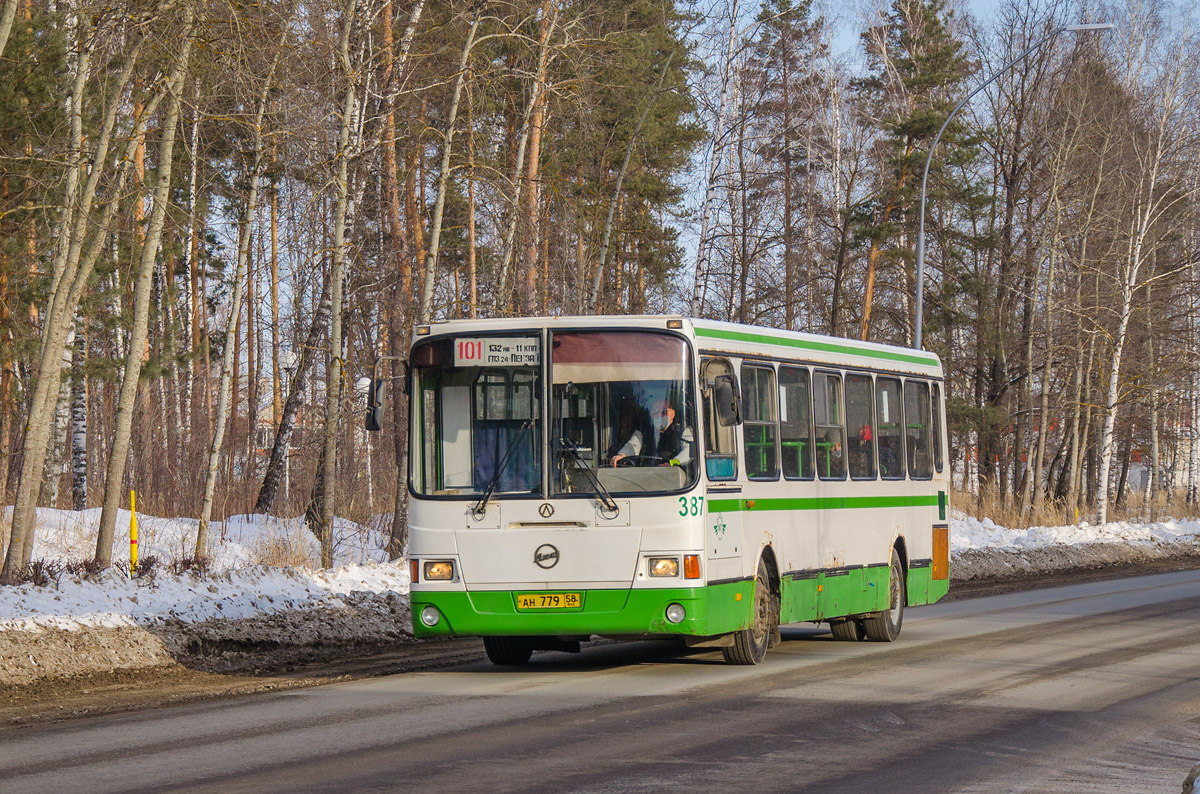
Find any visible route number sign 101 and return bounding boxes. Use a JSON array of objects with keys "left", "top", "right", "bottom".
[{"left": 454, "top": 337, "right": 541, "bottom": 366}]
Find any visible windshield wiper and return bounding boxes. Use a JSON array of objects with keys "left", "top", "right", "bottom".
[
  {"left": 472, "top": 417, "right": 535, "bottom": 520},
  {"left": 558, "top": 437, "right": 619, "bottom": 515}
]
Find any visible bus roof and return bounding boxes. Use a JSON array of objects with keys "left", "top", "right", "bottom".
[{"left": 415, "top": 315, "right": 943, "bottom": 377}]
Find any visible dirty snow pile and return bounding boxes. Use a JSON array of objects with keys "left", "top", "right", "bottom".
[
  {"left": 0, "top": 561, "right": 410, "bottom": 634},
  {"left": 0, "top": 507, "right": 408, "bottom": 636},
  {"left": 950, "top": 513, "right": 1200, "bottom": 580}
]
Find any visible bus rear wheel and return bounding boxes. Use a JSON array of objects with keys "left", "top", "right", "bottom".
[
  {"left": 483, "top": 636, "right": 533, "bottom": 666},
  {"left": 723, "top": 558, "right": 776, "bottom": 665},
  {"left": 863, "top": 549, "right": 905, "bottom": 642}
]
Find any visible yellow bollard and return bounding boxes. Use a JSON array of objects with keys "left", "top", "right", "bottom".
[{"left": 130, "top": 490, "right": 138, "bottom": 576}]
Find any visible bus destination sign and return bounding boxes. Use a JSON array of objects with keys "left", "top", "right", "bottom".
[{"left": 454, "top": 337, "right": 541, "bottom": 366}]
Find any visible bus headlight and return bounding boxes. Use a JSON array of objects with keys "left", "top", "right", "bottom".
[
  {"left": 420, "top": 606, "right": 441, "bottom": 627},
  {"left": 424, "top": 561, "right": 455, "bottom": 581},
  {"left": 649, "top": 557, "right": 679, "bottom": 577},
  {"left": 665, "top": 603, "right": 686, "bottom": 624}
]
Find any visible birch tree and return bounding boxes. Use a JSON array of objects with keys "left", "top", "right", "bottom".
[
  {"left": 318, "top": 0, "right": 361, "bottom": 568},
  {"left": 195, "top": 16, "right": 291, "bottom": 560},
  {"left": 95, "top": 6, "right": 195, "bottom": 565},
  {"left": 1095, "top": 17, "right": 1198, "bottom": 524}
]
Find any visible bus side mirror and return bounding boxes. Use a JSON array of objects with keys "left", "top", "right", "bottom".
[
  {"left": 365, "top": 378, "right": 387, "bottom": 432},
  {"left": 713, "top": 374, "right": 741, "bottom": 426}
]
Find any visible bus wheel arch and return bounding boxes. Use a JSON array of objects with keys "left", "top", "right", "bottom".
[
  {"left": 759, "top": 545, "right": 783, "bottom": 648},
  {"left": 892, "top": 534, "right": 908, "bottom": 574}
]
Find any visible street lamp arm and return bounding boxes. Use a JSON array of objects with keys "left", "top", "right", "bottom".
[{"left": 913, "top": 24, "right": 1072, "bottom": 350}]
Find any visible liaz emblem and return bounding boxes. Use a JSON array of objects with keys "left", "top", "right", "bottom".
[{"left": 534, "top": 543, "right": 560, "bottom": 569}]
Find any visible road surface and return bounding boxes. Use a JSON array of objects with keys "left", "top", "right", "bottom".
[{"left": 3, "top": 570, "right": 1199, "bottom": 793}]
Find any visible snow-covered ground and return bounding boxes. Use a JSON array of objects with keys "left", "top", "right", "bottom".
[
  {"left": 1, "top": 508, "right": 1199, "bottom": 636},
  {"left": 950, "top": 512, "right": 1200, "bottom": 553},
  {"left": 0, "top": 508, "right": 407, "bottom": 634}
]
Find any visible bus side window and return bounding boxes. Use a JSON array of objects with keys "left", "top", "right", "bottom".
[
  {"left": 779, "top": 366, "right": 814, "bottom": 479},
  {"left": 845, "top": 373, "right": 876, "bottom": 480},
  {"left": 702, "top": 358, "right": 739, "bottom": 480},
  {"left": 904, "top": 380, "right": 933, "bottom": 479},
  {"left": 932, "top": 382, "right": 945, "bottom": 473},
  {"left": 813, "top": 371, "right": 846, "bottom": 480},
  {"left": 741, "top": 364, "right": 779, "bottom": 480},
  {"left": 876, "top": 377, "right": 905, "bottom": 480}
]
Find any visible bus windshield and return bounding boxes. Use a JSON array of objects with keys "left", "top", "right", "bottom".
[
  {"left": 551, "top": 331, "right": 696, "bottom": 495},
  {"left": 411, "top": 335, "right": 542, "bottom": 497}
]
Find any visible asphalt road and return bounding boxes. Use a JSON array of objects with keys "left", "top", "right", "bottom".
[{"left": 4, "top": 570, "right": 1199, "bottom": 793}]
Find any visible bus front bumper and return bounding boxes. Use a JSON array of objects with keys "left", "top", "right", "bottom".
[{"left": 411, "top": 582, "right": 752, "bottom": 639}]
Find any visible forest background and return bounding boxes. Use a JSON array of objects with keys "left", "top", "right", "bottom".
[{"left": 0, "top": 0, "right": 1198, "bottom": 575}]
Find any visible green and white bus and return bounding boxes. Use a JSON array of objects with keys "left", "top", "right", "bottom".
[{"left": 394, "top": 315, "right": 949, "bottom": 665}]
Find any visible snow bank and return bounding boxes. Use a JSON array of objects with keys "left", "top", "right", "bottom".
[
  {"left": 0, "top": 560, "right": 409, "bottom": 633},
  {"left": 950, "top": 512, "right": 1200, "bottom": 553},
  {"left": 6, "top": 507, "right": 391, "bottom": 571},
  {"left": 949, "top": 512, "right": 1200, "bottom": 581}
]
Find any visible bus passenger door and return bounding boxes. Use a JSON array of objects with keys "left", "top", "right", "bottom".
[{"left": 700, "top": 357, "right": 744, "bottom": 576}]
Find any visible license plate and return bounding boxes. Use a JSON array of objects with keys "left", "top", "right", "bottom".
[{"left": 515, "top": 592, "right": 582, "bottom": 610}]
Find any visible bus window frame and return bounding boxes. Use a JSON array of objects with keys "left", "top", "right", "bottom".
[
  {"left": 845, "top": 371, "right": 878, "bottom": 481},
  {"left": 740, "top": 361, "right": 780, "bottom": 481},
  {"left": 779, "top": 364, "right": 815, "bottom": 481},
  {"left": 932, "top": 381, "right": 945, "bottom": 473},
  {"left": 903, "top": 378, "right": 934, "bottom": 481},
  {"left": 875, "top": 374, "right": 906, "bottom": 481},
  {"left": 701, "top": 356, "right": 740, "bottom": 482},
  {"left": 813, "top": 369, "right": 847, "bottom": 481}
]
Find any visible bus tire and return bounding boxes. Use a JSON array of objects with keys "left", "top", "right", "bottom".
[
  {"left": 829, "top": 618, "right": 864, "bottom": 641},
  {"left": 483, "top": 636, "right": 533, "bottom": 666},
  {"left": 722, "top": 558, "right": 775, "bottom": 665},
  {"left": 863, "top": 549, "right": 905, "bottom": 642}
]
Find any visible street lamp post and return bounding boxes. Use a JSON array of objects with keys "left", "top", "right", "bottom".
[{"left": 912, "top": 22, "right": 1113, "bottom": 350}]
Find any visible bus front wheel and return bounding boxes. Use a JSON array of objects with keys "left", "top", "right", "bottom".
[
  {"left": 863, "top": 549, "right": 905, "bottom": 642},
  {"left": 483, "top": 636, "right": 533, "bottom": 666},
  {"left": 723, "top": 558, "right": 777, "bottom": 665}
]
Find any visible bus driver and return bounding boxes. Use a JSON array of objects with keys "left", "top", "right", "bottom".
[{"left": 610, "top": 398, "right": 692, "bottom": 467}]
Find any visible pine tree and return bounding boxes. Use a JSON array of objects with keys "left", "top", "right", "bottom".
[{"left": 854, "top": 0, "right": 986, "bottom": 344}]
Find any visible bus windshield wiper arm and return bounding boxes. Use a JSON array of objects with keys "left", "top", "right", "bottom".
[
  {"left": 558, "top": 438, "right": 619, "bottom": 514},
  {"left": 472, "top": 417, "right": 534, "bottom": 519}
]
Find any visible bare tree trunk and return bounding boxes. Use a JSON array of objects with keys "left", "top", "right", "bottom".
[
  {"left": 0, "top": 0, "right": 18, "bottom": 63},
  {"left": 195, "top": 35, "right": 289, "bottom": 560},
  {"left": 417, "top": 10, "right": 480, "bottom": 323},
  {"left": 3, "top": 32, "right": 155, "bottom": 578},
  {"left": 96, "top": 15, "right": 194, "bottom": 565},
  {"left": 466, "top": 78, "right": 477, "bottom": 319},
  {"left": 1145, "top": 382, "right": 1160, "bottom": 520},
  {"left": 520, "top": 0, "right": 553, "bottom": 314},
  {"left": 319, "top": 0, "right": 361, "bottom": 568},
  {"left": 255, "top": 278, "right": 331, "bottom": 513},
  {"left": 691, "top": 0, "right": 739, "bottom": 317},
  {"left": 43, "top": 334, "right": 74, "bottom": 508},
  {"left": 496, "top": 7, "right": 558, "bottom": 302},
  {"left": 70, "top": 327, "right": 87, "bottom": 510},
  {"left": 270, "top": 179, "right": 281, "bottom": 429}
]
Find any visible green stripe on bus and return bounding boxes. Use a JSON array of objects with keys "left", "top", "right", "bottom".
[
  {"left": 707, "top": 494, "right": 939, "bottom": 513},
  {"left": 694, "top": 326, "right": 940, "bottom": 367}
]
